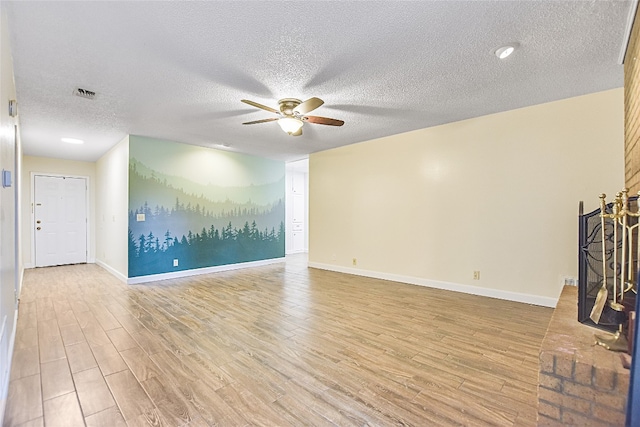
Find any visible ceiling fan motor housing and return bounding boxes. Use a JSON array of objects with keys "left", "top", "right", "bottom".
[{"left": 278, "top": 98, "right": 302, "bottom": 116}]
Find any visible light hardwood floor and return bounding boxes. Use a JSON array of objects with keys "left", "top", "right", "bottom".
[{"left": 4, "top": 255, "right": 552, "bottom": 426}]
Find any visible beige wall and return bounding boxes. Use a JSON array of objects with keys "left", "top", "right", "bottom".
[
  {"left": 95, "top": 135, "right": 128, "bottom": 280},
  {"left": 21, "top": 156, "right": 97, "bottom": 267},
  {"left": 309, "top": 89, "right": 624, "bottom": 305}
]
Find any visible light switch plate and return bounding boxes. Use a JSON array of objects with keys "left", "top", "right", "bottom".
[
  {"left": 8, "top": 100, "right": 16, "bottom": 117},
  {"left": 2, "top": 169, "right": 11, "bottom": 188}
]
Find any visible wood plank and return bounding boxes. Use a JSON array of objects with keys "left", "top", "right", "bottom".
[
  {"left": 4, "top": 374, "right": 42, "bottom": 426},
  {"left": 13, "top": 326, "right": 38, "bottom": 350},
  {"left": 178, "top": 379, "right": 248, "bottom": 426},
  {"left": 129, "top": 327, "right": 166, "bottom": 356},
  {"left": 104, "top": 369, "right": 155, "bottom": 421},
  {"left": 412, "top": 386, "right": 516, "bottom": 426},
  {"left": 59, "top": 322, "right": 86, "bottom": 346},
  {"left": 91, "top": 305, "right": 122, "bottom": 331},
  {"left": 119, "top": 346, "right": 161, "bottom": 382},
  {"left": 55, "top": 308, "right": 78, "bottom": 328},
  {"left": 12, "top": 417, "right": 44, "bottom": 427},
  {"left": 74, "top": 367, "right": 117, "bottom": 416},
  {"left": 149, "top": 349, "right": 199, "bottom": 386},
  {"left": 271, "top": 395, "right": 337, "bottom": 427},
  {"left": 40, "top": 358, "right": 74, "bottom": 401},
  {"left": 9, "top": 346, "right": 40, "bottom": 381},
  {"left": 217, "top": 383, "right": 288, "bottom": 426},
  {"left": 91, "top": 341, "right": 128, "bottom": 376},
  {"left": 140, "top": 375, "right": 198, "bottom": 426},
  {"left": 124, "top": 408, "right": 167, "bottom": 427},
  {"left": 185, "top": 351, "right": 233, "bottom": 391},
  {"left": 76, "top": 311, "right": 112, "bottom": 349},
  {"left": 84, "top": 406, "right": 127, "bottom": 427},
  {"left": 276, "top": 379, "right": 361, "bottom": 426},
  {"left": 66, "top": 340, "right": 98, "bottom": 373},
  {"left": 17, "top": 299, "right": 37, "bottom": 315},
  {"left": 106, "top": 327, "right": 138, "bottom": 352},
  {"left": 182, "top": 416, "right": 210, "bottom": 427},
  {"left": 42, "top": 392, "right": 85, "bottom": 427},
  {"left": 37, "top": 322, "right": 66, "bottom": 364},
  {"left": 218, "top": 359, "right": 285, "bottom": 404},
  {"left": 35, "top": 298, "right": 56, "bottom": 323}
]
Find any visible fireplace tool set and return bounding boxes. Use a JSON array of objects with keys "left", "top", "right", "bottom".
[{"left": 591, "top": 189, "right": 639, "bottom": 351}]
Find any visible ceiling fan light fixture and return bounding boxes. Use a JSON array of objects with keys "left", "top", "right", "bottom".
[
  {"left": 278, "top": 117, "right": 303, "bottom": 135},
  {"left": 495, "top": 45, "right": 516, "bottom": 59}
]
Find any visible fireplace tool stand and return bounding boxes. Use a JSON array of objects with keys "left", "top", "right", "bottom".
[{"left": 592, "top": 189, "right": 638, "bottom": 351}]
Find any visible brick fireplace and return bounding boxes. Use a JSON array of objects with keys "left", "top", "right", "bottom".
[{"left": 538, "top": 286, "right": 629, "bottom": 425}]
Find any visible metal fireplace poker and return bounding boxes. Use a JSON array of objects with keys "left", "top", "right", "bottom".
[{"left": 590, "top": 189, "right": 638, "bottom": 352}]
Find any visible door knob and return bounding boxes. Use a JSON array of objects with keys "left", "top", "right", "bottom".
[{"left": 36, "top": 227, "right": 41, "bottom": 231}]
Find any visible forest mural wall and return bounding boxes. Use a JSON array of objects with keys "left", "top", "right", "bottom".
[{"left": 128, "top": 136, "right": 285, "bottom": 277}]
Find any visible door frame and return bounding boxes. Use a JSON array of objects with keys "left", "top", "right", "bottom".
[
  {"left": 14, "top": 125, "right": 20, "bottom": 301},
  {"left": 30, "top": 172, "right": 91, "bottom": 268}
]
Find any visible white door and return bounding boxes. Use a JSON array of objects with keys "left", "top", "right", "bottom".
[
  {"left": 292, "top": 194, "right": 304, "bottom": 223},
  {"left": 34, "top": 175, "right": 87, "bottom": 267}
]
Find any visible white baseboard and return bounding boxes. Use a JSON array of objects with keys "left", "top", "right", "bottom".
[
  {"left": 127, "top": 257, "right": 286, "bottom": 285},
  {"left": 24, "top": 259, "right": 94, "bottom": 269},
  {"left": 18, "top": 266, "right": 24, "bottom": 297},
  {"left": 95, "top": 260, "right": 127, "bottom": 283},
  {"left": 0, "top": 315, "right": 6, "bottom": 426},
  {"left": 308, "top": 262, "right": 558, "bottom": 308}
]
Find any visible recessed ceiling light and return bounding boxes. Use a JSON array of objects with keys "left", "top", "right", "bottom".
[
  {"left": 61, "top": 137, "right": 84, "bottom": 144},
  {"left": 495, "top": 45, "right": 516, "bottom": 59}
]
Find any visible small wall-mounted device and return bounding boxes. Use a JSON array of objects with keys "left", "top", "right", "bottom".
[
  {"left": 8, "top": 100, "right": 17, "bottom": 117},
  {"left": 2, "top": 169, "right": 12, "bottom": 188}
]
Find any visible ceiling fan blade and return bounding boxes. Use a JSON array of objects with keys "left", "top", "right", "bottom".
[
  {"left": 241, "top": 99, "right": 278, "bottom": 114},
  {"left": 303, "top": 115, "right": 344, "bottom": 126},
  {"left": 294, "top": 97, "right": 324, "bottom": 115},
  {"left": 242, "top": 117, "right": 279, "bottom": 125},
  {"left": 291, "top": 128, "right": 303, "bottom": 137}
]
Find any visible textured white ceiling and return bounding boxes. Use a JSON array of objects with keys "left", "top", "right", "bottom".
[{"left": 3, "top": 1, "right": 633, "bottom": 163}]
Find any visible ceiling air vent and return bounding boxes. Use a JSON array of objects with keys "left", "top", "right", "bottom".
[{"left": 73, "top": 87, "right": 96, "bottom": 100}]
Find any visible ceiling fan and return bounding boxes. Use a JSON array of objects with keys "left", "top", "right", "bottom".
[{"left": 241, "top": 97, "right": 344, "bottom": 136}]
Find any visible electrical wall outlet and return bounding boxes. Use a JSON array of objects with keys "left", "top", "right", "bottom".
[
  {"left": 352, "top": 258, "right": 357, "bottom": 266},
  {"left": 173, "top": 259, "right": 179, "bottom": 267},
  {"left": 473, "top": 271, "right": 480, "bottom": 280}
]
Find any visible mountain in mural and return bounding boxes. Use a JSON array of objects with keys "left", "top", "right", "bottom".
[
  {"left": 127, "top": 143, "right": 285, "bottom": 278},
  {"left": 130, "top": 158, "right": 283, "bottom": 206}
]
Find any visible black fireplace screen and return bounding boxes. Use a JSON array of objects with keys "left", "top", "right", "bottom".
[{"left": 578, "top": 196, "right": 638, "bottom": 332}]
